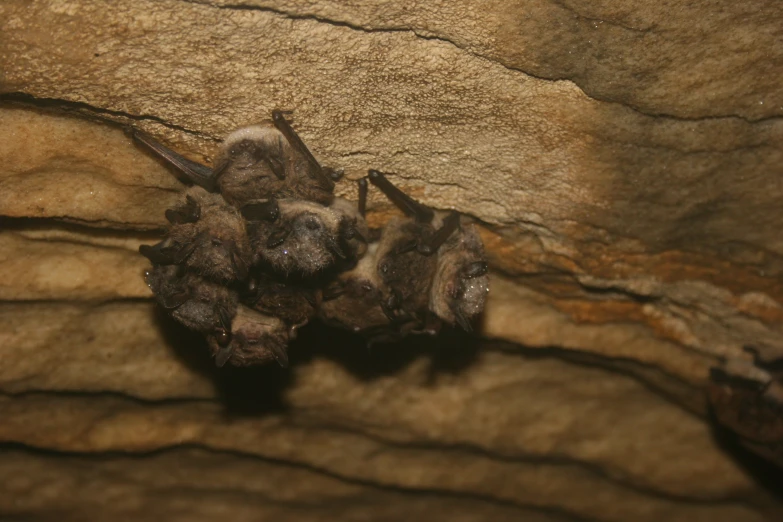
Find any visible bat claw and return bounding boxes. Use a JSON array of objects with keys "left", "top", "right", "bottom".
[
  {"left": 454, "top": 310, "right": 472, "bottom": 332},
  {"left": 271, "top": 343, "right": 289, "bottom": 368},
  {"left": 215, "top": 345, "right": 233, "bottom": 367}
]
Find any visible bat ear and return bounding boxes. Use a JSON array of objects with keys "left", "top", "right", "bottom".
[
  {"left": 223, "top": 240, "right": 249, "bottom": 280},
  {"left": 159, "top": 290, "right": 190, "bottom": 309},
  {"left": 418, "top": 212, "right": 460, "bottom": 256},
  {"left": 139, "top": 239, "right": 196, "bottom": 265},
  {"left": 230, "top": 249, "right": 249, "bottom": 281},
  {"left": 272, "top": 109, "right": 335, "bottom": 192},
  {"left": 367, "top": 169, "right": 434, "bottom": 223},
  {"left": 165, "top": 195, "right": 201, "bottom": 224},
  {"left": 325, "top": 236, "right": 347, "bottom": 260}
]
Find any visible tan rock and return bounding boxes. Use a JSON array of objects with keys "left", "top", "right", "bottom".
[
  {"left": 0, "top": 227, "right": 151, "bottom": 300},
  {"left": 0, "top": 352, "right": 774, "bottom": 521},
  {"left": 1, "top": 0, "right": 782, "bottom": 519},
  {"left": 187, "top": 0, "right": 783, "bottom": 120},
  {"left": 0, "top": 302, "right": 216, "bottom": 399},
  {"left": 0, "top": 448, "right": 569, "bottom": 522},
  {"left": 0, "top": 107, "right": 182, "bottom": 228}
]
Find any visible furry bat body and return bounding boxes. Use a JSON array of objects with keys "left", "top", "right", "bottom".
[{"left": 135, "top": 112, "right": 488, "bottom": 367}]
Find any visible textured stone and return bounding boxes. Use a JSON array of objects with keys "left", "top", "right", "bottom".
[
  {"left": 0, "top": 107, "right": 181, "bottom": 228},
  {"left": 0, "top": 302, "right": 215, "bottom": 399},
  {"left": 0, "top": 227, "right": 151, "bottom": 301},
  {"left": 183, "top": 0, "right": 783, "bottom": 121},
  {"left": 0, "top": 352, "right": 775, "bottom": 521},
  {"left": 1, "top": 0, "right": 782, "bottom": 519},
  {"left": 2, "top": 0, "right": 781, "bottom": 370},
  {"left": 0, "top": 448, "right": 569, "bottom": 522}
]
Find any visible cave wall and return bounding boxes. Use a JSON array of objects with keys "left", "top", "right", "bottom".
[{"left": 1, "top": 0, "right": 782, "bottom": 520}]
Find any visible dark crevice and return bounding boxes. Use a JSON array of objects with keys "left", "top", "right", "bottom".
[
  {"left": 0, "top": 296, "right": 155, "bottom": 306},
  {"left": 179, "top": 0, "right": 783, "bottom": 124},
  {"left": 21, "top": 216, "right": 170, "bottom": 232},
  {"left": 4, "top": 235, "right": 159, "bottom": 257},
  {"left": 549, "top": 0, "right": 655, "bottom": 34},
  {"left": 0, "top": 389, "right": 212, "bottom": 407},
  {"left": 0, "top": 213, "right": 174, "bottom": 234},
  {"left": 0, "top": 92, "right": 215, "bottom": 140},
  {"left": 184, "top": 0, "right": 455, "bottom": 41},
  {"left": 482, "top": 342, "right": 707, "bottom": 415},
  {"left": 572, "top": 280, "right": 660, "bottom": 304},
  {"left": 5, "top": 234, "right": 144, "bottom": 254},
  {"left": 288, "top": 418, "right": 763, "bottom": 509},
  {"left": 0, "top": 442, "right": 601, "bottom": 522},
  {"left": 596, "top": 134, "right": 773, "bottom": 155},
  {"left": 0, "top": 216, "right": 164, "bottom": 237},
  {"left": 0, "top": 215, "right": 169, "bottom": 235},
  {"left": 0, "top": 377, "right": 759, "bottom": 510}
]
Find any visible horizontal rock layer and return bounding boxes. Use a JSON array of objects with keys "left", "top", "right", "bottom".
[{"left": 1, "top": 0, "right": 782, "bottom": 520}]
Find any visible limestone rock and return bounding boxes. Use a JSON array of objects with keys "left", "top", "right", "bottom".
[{"left": 1, "top": 0, "right": 782, "bottom": 520}]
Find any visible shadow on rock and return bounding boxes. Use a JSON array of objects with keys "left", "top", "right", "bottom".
[
  {"left": 154, "top": 306, "right": 293, "bottom": 417},
  {"left": 290, "top": 320, "right": 482, "bottom": 384},
  {"left": 707, "top": 407, "right": 783, "bottom": 503},
  {"left": 157, "top": 306, "right": 482, "bottom": 415}
]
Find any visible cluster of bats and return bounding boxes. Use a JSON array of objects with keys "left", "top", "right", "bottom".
[
  {"left": 126, "top": 110, "right": 783, "bottom": 468},
  {"left": 133, "top": 111, "right": 489, "bottom": 368}
]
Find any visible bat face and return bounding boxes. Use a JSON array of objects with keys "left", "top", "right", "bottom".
[
  {"left": 330, "top": 197, "right": 370, "bottom": 262},
  {"left": 246, "top": 271, "right": 319, "bottom": 327},
  {"left": 211, "top": 125, "right": 289, "bottom": 208},
  {"left": 319, "top": 242, "right": 393, "bottom": 334},
  {"left": 140, "top": 187, "right": 251, "bottom": 283},
  {"left": 245, "top": 198, "right": 367, "bottom": 277},
  {"left": 206, "top": 305, "right": 290, "bottom": 368},
  {"left": 375, "top": 218, "right": 439, "bottom": 322},
  {"left": 214, "top": 111, "right": 340, "bottom": 208},
  {"left": 429, "top": 223, "right": 489, "bottom": 331},
  {"left": 145, "top": 264, "right": 238, "bottom": 336},
  {"left": 213, "top": 125, "right": 333, "bottom": 207},
  {"left": 319, "top": 212, "right": 489, "bottom": 341}
]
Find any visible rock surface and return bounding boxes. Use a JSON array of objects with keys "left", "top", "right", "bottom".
[{"left": 1, "top": 0, "right": 782, "bottom": 520}]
